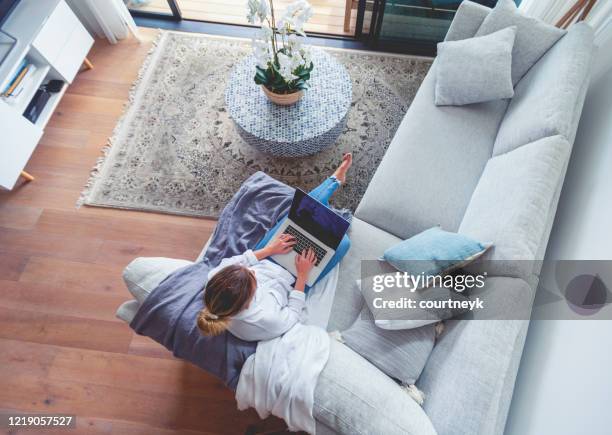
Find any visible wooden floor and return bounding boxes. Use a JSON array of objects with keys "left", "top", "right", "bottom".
[
  {"left": 0, "top": 28, "right": 270, "bottom": 434},
  {"left": 132, "top": 0, "right": 356, "bottom": 36}
]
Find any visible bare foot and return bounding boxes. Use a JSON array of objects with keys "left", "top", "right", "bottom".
[{"left": 333, "top": 153, "right": 353, "bottom": 184}]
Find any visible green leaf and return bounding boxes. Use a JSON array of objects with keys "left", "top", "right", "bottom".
[
  {"left": 254, "top": 68, "right": 269, "bottom": 85},
  {"left": 254, "top": 74, "right": 266, "bottom": 85}
]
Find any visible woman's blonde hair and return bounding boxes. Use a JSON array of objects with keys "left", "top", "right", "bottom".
[{"left": 197, "top": 264, "right": 256, "bottom": 336}]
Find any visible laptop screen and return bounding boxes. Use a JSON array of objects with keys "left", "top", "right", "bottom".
[{"left": 288, "top": 188, "right": 350, "bottom": 249}]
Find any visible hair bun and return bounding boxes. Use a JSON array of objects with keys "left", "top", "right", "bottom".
[{"left": 197, "top": 308, "right": 230, "bottom": 336}]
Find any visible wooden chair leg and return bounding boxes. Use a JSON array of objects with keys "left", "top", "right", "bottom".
[
  {"left": 83, "top": 57, "right": 94, "bottom": 70},
  {"left": 344, "top": 0, "right": 352, "bottom": 32},
  {"left": 20, "top": 170, "right": 35, "bottom": 182}
]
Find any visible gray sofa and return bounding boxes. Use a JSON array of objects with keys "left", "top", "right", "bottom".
[{"left": 116, "top": 2, "right": 594, "bottom": 434}]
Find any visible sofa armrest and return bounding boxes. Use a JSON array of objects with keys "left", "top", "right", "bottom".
[
  {"left": 116, "top": 257, "right": 194, "bottom": 324},
  {"left": 314, "top": 340, "right": 437, "bottom": 435},
  {"left": 444, "top": 1, "right": 491, "bottom": 42},
  {"left": 122, "top": 257, "right": 194, "bottom": 303}
]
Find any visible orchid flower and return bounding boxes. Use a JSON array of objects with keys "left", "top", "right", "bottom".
[{"left": 249, "top": 0, "right": 315, "bottom": 93}]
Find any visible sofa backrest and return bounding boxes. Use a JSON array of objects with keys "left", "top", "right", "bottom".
[
  {"left": 458, "top": 135, "right": 572, "bottom": 280},
  {"left": 493, "top": 22, "right": 595, "bottom": 156},
  {"left": 417, "top": 16, "right": 595, "bottom": 435},
  {"left": 354, "top": 1, "right": 500, "bottom": 241},
  {"left": 353, "top": 64, "right": 508, "bottom": 240},
  {"left": 444, "top": 0, "right": 491, "bottom": 42}
]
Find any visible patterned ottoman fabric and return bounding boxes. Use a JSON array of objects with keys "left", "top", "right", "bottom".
[{"left": 226, "top": 49, "right": 352, "bottom": 157}]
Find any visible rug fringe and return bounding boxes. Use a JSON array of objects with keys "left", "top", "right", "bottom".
[{"left": 77, "top": 30, "right": 166, "bottom": 208}]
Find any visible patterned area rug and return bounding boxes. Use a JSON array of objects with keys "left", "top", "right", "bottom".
[{"left": 80, "top": 31, "right": 431, "bottom": 218}]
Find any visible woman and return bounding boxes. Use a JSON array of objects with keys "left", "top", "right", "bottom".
[{"left": 197, "top": 154, "right": 353, "bottom": 341}]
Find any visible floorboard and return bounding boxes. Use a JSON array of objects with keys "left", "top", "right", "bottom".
[{"left": 0, "top": 28, "right": 265, "bottom": 433}]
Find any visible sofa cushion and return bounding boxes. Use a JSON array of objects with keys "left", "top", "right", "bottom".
[
  {"left": 355, "top": 62, "right": 509, "bottom": 240},
  {"left": 417, "top": 278, "right": 531, "bottom": 435},
  {"left": 117, "top": 257, "right": 195, "bottom": 323},
  {"left": 327, "top": 217, "right": 402, "bottom": 332},
  {"left": 360, "top": 270, "right": 473, "bottom": 331},
  {"left": 444, "top": 0, "right": 491, "bottom": 42},
  {"left": 314, "top": 340, "right": 437, "bottom": 435},
  {"left": 493, "top": 23, "right": 595, "bottom": 156},
  {"left": 435, "top": 26, "right": 516, "bottom": 106},
  {"left": 341, "top": 306, "right": 435, "bottom": 385},
  {"left": 116, "top": 300, "right": 141, "bottom": 324},
  {"left": 475, "top": 0, "right": 566, "bottom": 85},
  {"left": 383, "top": 226, "right": 491, "bottom": 277},
  {"left": 458, "top": 135, "right": 571, "bottom": 279},
  {"left": 122, "top": 257, "right": 194, "bottom": 303}
]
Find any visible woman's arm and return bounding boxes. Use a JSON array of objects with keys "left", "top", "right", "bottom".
[
  {"left": 208, "top": 233, "right": 297, "bottom": 278},
  {"left": 254, "top": 233, "right": 296, "bottom": 260}
]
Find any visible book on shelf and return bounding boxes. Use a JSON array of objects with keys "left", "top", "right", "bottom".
[
  {"left": 0, "top": 59, "right": 28, "bottom": 96},
  {"left": 2, "top": 63, "right": 38, "bottom": 105},
  {"left": 2, "top": 59, "right": 40, "bottom": 97}
]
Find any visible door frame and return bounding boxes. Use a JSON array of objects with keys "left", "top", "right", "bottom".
[
  {"left": 129, "top": 0, "right": 363, "bottom": 40},
  {"left": 127, "top": 0, "right": 436, "bottom": 55},
  {"left": 128, "top": 0, "right": 182, "bottom": 21}
]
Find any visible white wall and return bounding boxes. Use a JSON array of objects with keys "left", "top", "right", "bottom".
[{"left": 505, "top": 68, "right": 612, "bottom": 434}]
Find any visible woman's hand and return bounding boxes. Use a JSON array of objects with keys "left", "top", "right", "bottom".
[
  {"left": 265, "top": 233, "right": 296, "bottom": 257},
  {"left": 294, "top": 249, "right": 316, "bottom": 292}
]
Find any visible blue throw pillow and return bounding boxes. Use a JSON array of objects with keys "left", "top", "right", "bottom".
[{"left": 383, "top": 227, "right": 491, "bottom": 277}]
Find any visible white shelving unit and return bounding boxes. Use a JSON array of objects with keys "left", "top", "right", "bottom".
[{"left": 0, "top": 0, "right": 94, "bottom": 190}]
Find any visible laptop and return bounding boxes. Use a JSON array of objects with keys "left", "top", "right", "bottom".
[{"left": 266, "top": 188, "right": 350, "bottom": 287}]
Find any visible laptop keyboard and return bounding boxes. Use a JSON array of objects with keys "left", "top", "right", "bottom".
[{"left": 284, "top": 225, "right": 328, "bottom": 267}]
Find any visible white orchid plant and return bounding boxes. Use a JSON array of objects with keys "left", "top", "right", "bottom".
[{"left": 247, "top": 0, "right": 314, "bottom": 94}]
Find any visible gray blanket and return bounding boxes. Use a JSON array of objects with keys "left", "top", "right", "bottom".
[{"left": 130, "top": 172, "right": 294, "bottom": 389}]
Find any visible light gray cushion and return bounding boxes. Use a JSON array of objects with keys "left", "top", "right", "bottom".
[
  {"left": 493, "top": 23, "right": 595, "bottom": 156},
  {"left": 115, "top": 300, "right": 141, "bottom": 323},
  {"left": 328, "top": 217, "right": 402, "bottom": 332},
  {"left": 314, "top": 340, "right": 437, "bottom": 435},
  {"left": 366, "top": 284, "right": 472, "bottom": 331},
  {"left": 116, "top": 257, "right": 194, "bottom": 324},
  {"left": 357, "top": 258, "right": 474, "bottom": 329},
  {"left": 417, "top": 278, "right": 531, "bottom": 435},
  {"left": 341, "top": 306, "right": 435, "bottom": 385},
  {"left": 475, "top": 0, "right": 565, "bottom": 85},
  {"left": 355, "top": 62, "right": 509, "bottom": 240},
  {"left": 122, "top": 257, "right": 194, "bottom": 303},
  {"left": 435, "top": 26, "right": 516, "bottom": 106},
  {"left": 444, "top": 0, "right": 491, "bottom": 42},
  {"left": 458, "top": 135, "right": 571, "bottom": 279}
]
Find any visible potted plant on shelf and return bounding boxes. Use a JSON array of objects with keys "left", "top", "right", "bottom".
[{"left": 247, "top": 0, "right": 314, "bottom": 106}]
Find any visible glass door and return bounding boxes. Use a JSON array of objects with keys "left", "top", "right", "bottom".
[
  {"left": 368, "top": 0, "right": 520, "bottom": 53},
  {"left": 127, "top": 0, "right": 366, "bottom": 38},
  {"left": 126, "top": 0, "right": 182, "bottom": 20}
]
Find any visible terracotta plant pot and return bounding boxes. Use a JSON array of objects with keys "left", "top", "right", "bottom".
[{"left": 261, "top": 86, "right": 304, "bottom": 106}]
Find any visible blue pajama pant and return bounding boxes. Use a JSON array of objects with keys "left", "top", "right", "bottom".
[{"left": 255, "top": 176, "right": 351, "bottom": 291}]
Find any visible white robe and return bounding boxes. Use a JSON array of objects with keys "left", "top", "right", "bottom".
[
  {"left": 208, "top": 249, "right": 306, "bottom": 342},
  {"left": 235, "top": 268, "right": 338, "bottom": 434}
]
